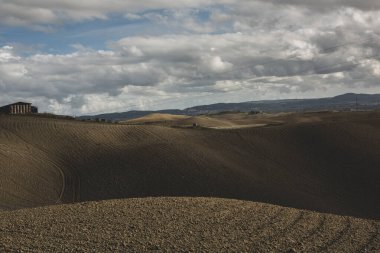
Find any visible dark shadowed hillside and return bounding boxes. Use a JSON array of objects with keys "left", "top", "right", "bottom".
[{"left": 1, "top": 112, "right": 380, "bottom": 220}]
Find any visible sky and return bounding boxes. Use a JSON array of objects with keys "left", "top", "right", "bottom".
[{"left": 1, "top": 1, "right": 380, "bottom": 115}]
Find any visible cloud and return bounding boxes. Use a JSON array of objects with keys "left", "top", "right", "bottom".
[
  {"left": 2, "top": 27, "right": 380, "bottom": 114},
  {"left": 2, "top": 0, "right": 380, "bottom": 31},
  {"left": 254, "top": 0, "right": 380, "bottom": 11},
  {"left": 1, "top": 1, "right": 380, "bottom": 114},
  {"left": 0, "top": 0, "right": 235, "bottom": 29}
]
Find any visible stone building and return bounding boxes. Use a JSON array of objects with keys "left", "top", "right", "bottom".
[{"left": 0, "top": 102, "right": 38, "bottom": 114}]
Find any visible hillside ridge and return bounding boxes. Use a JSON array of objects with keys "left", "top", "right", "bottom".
[{"left": 1, "top": 112, "right": 380, "bottom": 219}]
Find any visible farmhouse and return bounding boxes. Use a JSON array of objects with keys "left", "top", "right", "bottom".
[{"left": 0, "top": 102, "right": 38, "bottom": 114}]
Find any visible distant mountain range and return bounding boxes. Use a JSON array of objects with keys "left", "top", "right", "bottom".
[{"left": 79, "top": 93, "right": 380, "bottom": 121}]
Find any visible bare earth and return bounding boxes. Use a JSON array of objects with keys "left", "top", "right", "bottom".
[
  {"left": 1, "top": 111, "right": 380, "bottom": 251},
  {"left": 124, "top": 113, "right": 190, "bottom": 125},
  {"left": 1, "top": 197, "right": 379, "bottom": 252}
]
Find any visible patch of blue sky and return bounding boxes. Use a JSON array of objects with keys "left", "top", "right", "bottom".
[
  {"left": 0, "top": 12, "right": 160, "bottom": 55},
  {"left": 0, "top": 6, "right": 228, "bottom": 56},
  {"left": 194, "top": 8, "right": 212, "bottom": 21},
  {"left": 69, "top": 12, "right": 181, "bottom": 42}
]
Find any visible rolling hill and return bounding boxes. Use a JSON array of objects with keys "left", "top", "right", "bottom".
[
  {"left": 1, "top": 197, "right": 379, "bottom": 252},
  {"left": 1, "top": 112, "right": 380, "bottom": 219},
  {"left": 1, "top": 112, "right": 380, "bottom": 251},
  {"left": 79, "top": 93, "right": 380, "bottom": 121}
]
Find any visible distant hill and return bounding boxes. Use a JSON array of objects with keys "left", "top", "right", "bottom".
[
  {"left": 186, "top": 93, "right": 380, "bottom": 114},
  {"left": 79, "top": 109, "right": 185, "bottom": 121},
  {"left": 79, "top": 93, "right": 380, "bottom": 121}
]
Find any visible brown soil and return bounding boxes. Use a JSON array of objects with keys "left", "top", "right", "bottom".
[
  {"left": 1, "top": 111, "right": 380, "bottom": 251},
  {"left": 1, "top": 112, "right": 380, "bottom": 218},
  {"left": 123, "top": 113, "right": 190, "bottom": 124},
  {"left": 0, "top": 197, "right": 379, "bottom": 252},
  {"left": 124, "top": 111, "right": 326, "bottom": 128}
]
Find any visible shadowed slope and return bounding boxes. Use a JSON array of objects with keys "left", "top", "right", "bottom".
[{"left": 0, "top": 112, "right": 379, "bottom": 219}]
